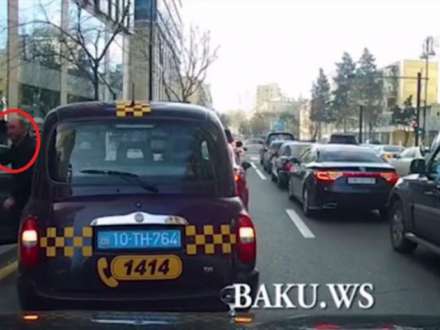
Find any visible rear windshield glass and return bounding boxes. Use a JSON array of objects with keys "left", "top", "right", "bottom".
[
  {"left": 383, "top": 146, "right": 403, "bottom": 152},
  {"left": 49, "top": 119, "right": 222, "bottom": 194},
  {"left": 319, "top": 149, "right": 384, "bottom": 163},
  {"left": 329, "top": 135, "right": 357, "bottom": 144},
  {"left": 268, "top": 133, "right": 294, "bottom": 143},
  {"left": 290, "top": 144, "right": 311, "bottom": 157},
  {"left": 270, "top": 142, "right": 284, "bottom": 150}
]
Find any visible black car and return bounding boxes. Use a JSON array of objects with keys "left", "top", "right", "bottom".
[
  {"left": 328, "top": 134, "right": 358, "bottom": 145},
  {"left": 271, "top": 141, "right": 312, "bottom": 188},
  {"left": 288, "top": 144, "right": 399, "bottom": 217},
  {"left": 259, "top": 131, "right": 294, "bottom": 165},
  {"left": 261, "top": 140, "right": 284, "bottom": 173},
  {"left": 13, "top": 101, "right": 258, "bottom": 311},
  {"left": 388, "top": 137, "right": 440, "bottom": 255}
]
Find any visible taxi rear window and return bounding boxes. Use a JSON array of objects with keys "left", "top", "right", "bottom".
[{"left": 49, "top": 119, "right": 222, "bottom": 194}]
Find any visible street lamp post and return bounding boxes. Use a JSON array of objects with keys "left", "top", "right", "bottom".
[{"left": 420, "top": 36, "right": 436, "bottom": 143}]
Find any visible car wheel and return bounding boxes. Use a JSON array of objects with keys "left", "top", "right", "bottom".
[
  {"left": 302, "top": 187, "right": 313, "bottom": 217},
  {"left": 277, "top": 175, "right": 284, "bottom": 188},
  {"left": 389, "top": 200, "right": 417, "bottom": 253},
  {"left": 288, "top": 178, "right": 295, "bottom": 201},
  {"left": 18, "top": 282, "right": 47, "bottom": 311}
]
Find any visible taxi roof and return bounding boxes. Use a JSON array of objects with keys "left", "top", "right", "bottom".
[{"left": 47, "top": 101, "right": 217, "bottom": 124}]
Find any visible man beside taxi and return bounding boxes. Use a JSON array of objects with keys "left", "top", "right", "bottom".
[{"left": 0, "top": 116, "right": 35, "bottom": 215}]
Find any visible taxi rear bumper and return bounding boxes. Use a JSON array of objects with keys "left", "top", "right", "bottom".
[{"left": 18, "top": 270, "right": 259, "bottom": 311}]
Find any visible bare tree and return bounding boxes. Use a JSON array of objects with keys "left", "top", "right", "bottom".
[
  {"left": 160, "top": 25, "right": 219, "bottom": 103},
  {"left": 19, "top": 0, "right": 132, "bottom": 100}
]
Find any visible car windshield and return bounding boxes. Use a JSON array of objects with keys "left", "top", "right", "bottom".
[
  {"left": 3, "top": 0, "right": 440, "bottom": 325},
  {"left": 49, "top": 120, "right": 220, "bottom": 195},
  {"left": 320, "top": 148, "right": 384, "bottom": 163}
]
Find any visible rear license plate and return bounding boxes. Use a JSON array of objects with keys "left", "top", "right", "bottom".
[
  {"left": 111, "top": 255, "right": 182, "bottom": 280},
  {"left": 347, "top": 177, "right": 376, "bottom": 184},
  {"left": 97, "top": 230, "right": 181, "bottom": 250}
]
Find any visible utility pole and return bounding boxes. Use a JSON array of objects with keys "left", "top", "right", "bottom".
[
  {"left": 358, "top": 105, "right": 364, "bottom": 143},
  {"left": 148, "top": 0, "right": 156, "bottom": 101},
  {"left": 415, "top": 72, "right": 422, "bottom": 146},
  {"left": 421, "top": 36, "right": 435, "bottom": 143}
]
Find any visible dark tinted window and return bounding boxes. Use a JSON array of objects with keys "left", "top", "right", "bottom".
[
  {"left": 329, "top": 135, "right": 357, "bottom": 144},
  {"left": 267, "top": 133, "right": 294, "bottom": 144},
  {"left": 270, "top": 142, "right": 284, "bottom": 151},
  {"left": 319, "top": 148, "right": 384, "bottom": 163},
  {"left": 290, "top": 144, "right": 312, "bottom": 157},
  {"left": 50, "top": 119, "right": 221, "bottom": 194},
  {"left": 383, "top": 145, "right": 403, "bottom": 153}
]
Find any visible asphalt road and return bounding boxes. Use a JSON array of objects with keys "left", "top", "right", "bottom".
[{"left": 2, "top": 152, "right": 440, "bottom": 319}]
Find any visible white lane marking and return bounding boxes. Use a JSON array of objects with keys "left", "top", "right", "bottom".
[
  {"left": 250, "top": 156, "right": 259, "bottom": 161},
  {"left": 286, "top": 209, "right": 315, "bottom": 239},
  {"left": 250, "top": 162, "right": 267, "bottom": 180}
]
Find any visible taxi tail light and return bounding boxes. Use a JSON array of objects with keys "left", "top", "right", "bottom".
[
  {"left": 379, "top": 171, "right": 399, "bottom": 185},
  {"left": 19, "top": 216, "right": 39, "bottom": 268},
  {"left": 314, "top": 171, "right": 343, "bottom": 183},
  {"left": 237, "top": 214, "right": 256, "bottom": 265}
]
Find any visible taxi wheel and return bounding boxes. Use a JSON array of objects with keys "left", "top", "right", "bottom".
[
  {"left": 18, "top": 283, "right": 47, "bottom": 311},
  {"left": 389, "top": 200, "right": 417, "bottom": 254}
]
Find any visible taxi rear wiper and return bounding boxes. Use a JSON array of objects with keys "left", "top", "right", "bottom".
[{"left": 80, "top": 169, "right": 159, "bottom": 193}]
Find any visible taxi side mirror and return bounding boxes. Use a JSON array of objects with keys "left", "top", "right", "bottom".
[
  {"left": 410, "top": 158, "right": 426, "bottom": 174},
  {"left": 241, "top": 161, "right": 251, "bottom": 171}
]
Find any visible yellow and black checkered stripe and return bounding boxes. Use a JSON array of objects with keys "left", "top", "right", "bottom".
[
  {"left": 40, "top": 227, "right": 93, "bottom": 257},
  {"left": 116, "top": 101, "right": 151, "bottom": 118},
  {"left": 185, "top": 225, "right": 236, "bottom": 255}
]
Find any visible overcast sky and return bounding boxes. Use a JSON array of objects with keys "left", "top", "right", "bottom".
[{"left": 182, "top": 0, "right": 440, "bottom": 112}]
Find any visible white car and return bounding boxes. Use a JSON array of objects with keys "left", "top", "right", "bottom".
[{"left": 389, "top": 147, "right": 426, "bottom": 177}]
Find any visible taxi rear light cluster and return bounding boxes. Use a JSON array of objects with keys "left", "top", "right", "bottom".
[
  {"left": 19, "top": 216, "right": 39, "bottom": 268},
  {"left": 236, "top": 214, "right": 256, "bottom": 265},
  {"left": 314, "top": 170, "right": 399, "bottom": 185}
]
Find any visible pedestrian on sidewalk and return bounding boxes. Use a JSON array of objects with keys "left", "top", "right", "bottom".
[{"left": 0, "top": 115, "right": 36, "bottom": 216}]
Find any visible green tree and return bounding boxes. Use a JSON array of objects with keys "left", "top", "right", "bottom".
[
  {"left": 249, "top": 113, "right": 269, "bottom": 136},
  {"left": 354, "top": 48, "right": 384, "bottom": 137},
  {"left": 332, "top": 52, "right": 356, "bottom": 131},
  {"left": 310, "top": 68, "right": 332, "bottom": 139}
]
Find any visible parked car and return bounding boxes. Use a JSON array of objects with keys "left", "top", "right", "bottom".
[
  {"left": 388, "top": 138, "right": 440, "bottom": 256},
  {"left": 262, "top": 140, "right": 285, "bottom": 173},
  {"left": 374, "top": 145, "right": 405, "bottom": 162},
  {"left": 328, "top": 134, "right": 358, "bottom": 145},
  {"left": 271, "top": 141, "right": 312, "bottom": 188},
  {"left": 388, "top": 146, "right": 428, "bottom": 177},
  {"left": 288, "top": 144, "right": 399, "bottom": 217},
  {"left": 259, "top": 132, "right": 294, "bottom": 165}
]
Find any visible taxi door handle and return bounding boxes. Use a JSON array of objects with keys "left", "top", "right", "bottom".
[{"left": 424, "top": 191, "right": 435, "bottom": 196}]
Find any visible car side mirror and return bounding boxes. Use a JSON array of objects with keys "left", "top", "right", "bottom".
[
  {"left": 410, "top": 158, "right": 426, "bottom": 174},
  {"left": 241, "top": 161, "right": 251, "bottom": 171}
]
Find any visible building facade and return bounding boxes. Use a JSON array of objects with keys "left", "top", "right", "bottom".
[
  {"left": 1, "top": 0, "right": 133, "bottom": 118},
  {"left": 126, "top": 0, "right": 183, "bottom": 101}
]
